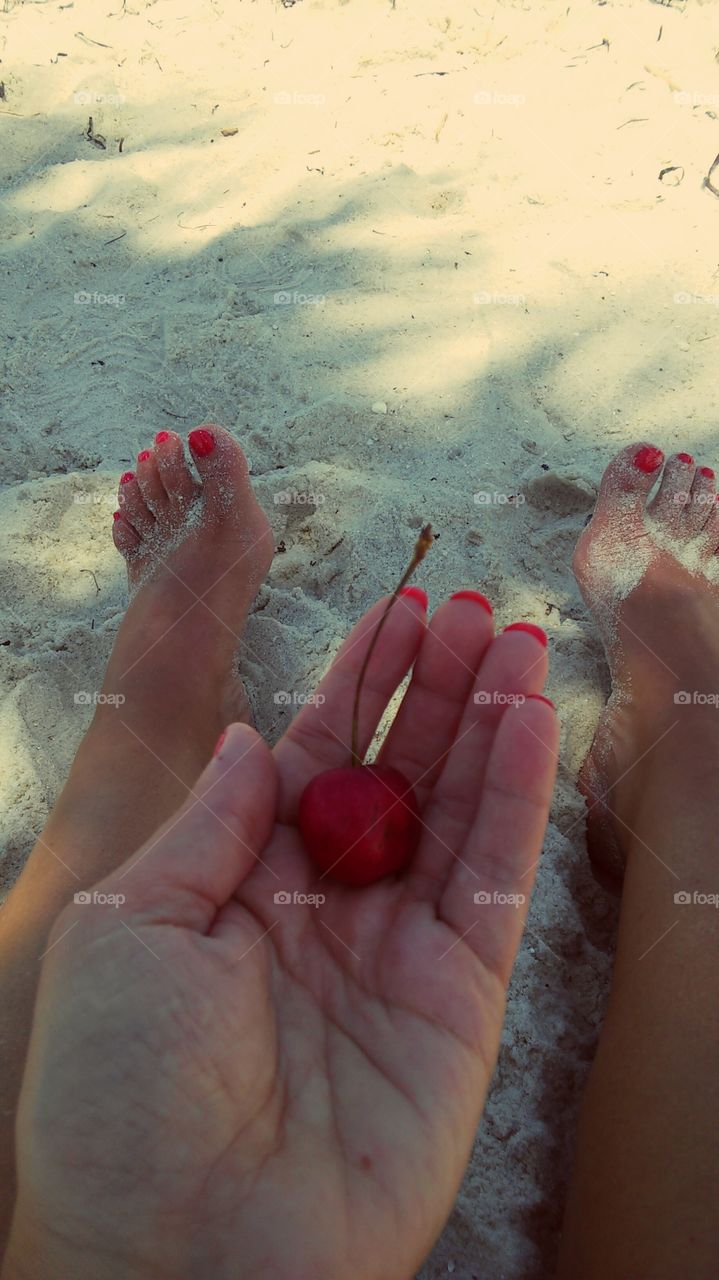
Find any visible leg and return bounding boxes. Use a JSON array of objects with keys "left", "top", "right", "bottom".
[
  {"left": 0, "top": 425, "right": 273, "bottom": 1246},
  {"left": 557, "top": 445, "right": 719, "bottom": 1278}
]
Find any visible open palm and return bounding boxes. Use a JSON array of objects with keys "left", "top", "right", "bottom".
[{"left": 6, "top": 594, "right": 557, "bottom": 1280}]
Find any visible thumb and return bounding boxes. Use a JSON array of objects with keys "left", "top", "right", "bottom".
[{"left": 104, "top": 723, "right": 277, "bottom": 930}]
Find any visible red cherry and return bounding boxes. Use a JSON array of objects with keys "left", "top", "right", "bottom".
[{"left": 299, "top": 764, "right": 421, "bottom": 887}]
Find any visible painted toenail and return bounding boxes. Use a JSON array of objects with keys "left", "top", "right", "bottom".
[
  {"left": 700, "top": 466, "right": 715, "bottom": 480},
  {"left": 398, "top": 586, "right": 428, "bottom": 609},
  {"left": 632, "top": 446, "right": 664, "bottom": 473},
  {"left": 526, "top": 693, "right": 555, "bottom": 710},
  {"left": 155, "top": 431, "right": 171, "bottom": 444},
  {"left": 677, "top": 452, "right": 694, "bottom": 464},
  {"left": 137, "top": 449, "right": 151, "bottom": 463},
  {"left": 450, "top": 590, "right": 493, "bottom": 615},
  {"left": 120, "top": 471, "right": 135, "bottom": 484},
  {"left": 113, "top": 510, "right": 122, "bottom": 521},
  {"left": 189, "top": 427, "right": 216, "bottom": 457},
  {"left": 213, "top": 730, "right": 227, "bottom": 756},
  {"left": 503, "top": 622, "right": 548, "bottom": 646}
]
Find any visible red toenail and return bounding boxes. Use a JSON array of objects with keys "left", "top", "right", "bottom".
[
  {"left": 632, "top": 446, "right": 664, "bottom": 473},
  {"left": 155, "top": 431, "right": 171, "bottom": 444},
  {"left": 503, "top": 622, "right": 548, "bottom": 646},
  {"left": 119, "top": 471, "right": 135, "bottom": 484},
  {"left": 189, "top": 428, "right": 216, "bottom": 457},
  {"left": 677, "top": 452, "right": 694, "bottom": 464},
  {"left": 137, "top": 449, "right": 151, "bottom": 463},
  {"left": 526, "top": 693, "right": 555, "bottom": 710},
  {"left": 700, "top": 466, "right": 715, "bottom": 480},
  {"left": 213, "top": 730, "right": 227, "bottom": 756},
  {"left": 450, "top": 590, "right": 493, "bottom": 615},
  {"left": 398, "top": 586, "right": 428, "bottom": 609},
  {"left": 113, "top": 510, "right": 122, "bottom": 521}
]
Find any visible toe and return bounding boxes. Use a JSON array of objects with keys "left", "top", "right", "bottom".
[
  {"left": 118, "top": 473, "right": 156, "bottom": 538},
  {"left": 135, "top": 448, "right": 170, "bottom": 521},
  {"left": 187, "top": 424, "right": 251, "bottom": 518},
  {"left": 592, "top": 442, "right": 665, "bottom": 518},
  {"left": 112, "top": 510, "right": 142, "bottom": 556},
  {"left": 648, "top": 451, "right": 695, "bottom": 531},
  {"left": 684, "top": 464, "right": 716, "bottom": 535},
  {"left": 699, "top": 500, "right": 719, "bottom": 557},
  {"left": 154, "top": 429, "right": 198, "bottom": 510}
]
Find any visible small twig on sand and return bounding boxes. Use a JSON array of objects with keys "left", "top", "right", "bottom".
[
  {"left": 85, "top": 116, "right": 107, "bottom": 149},
  {"left": 703, "top": 153, "right": 719, "bottom": 199},
  {"left": 75, "top": 31, "right": 113, "bottom": 48}
]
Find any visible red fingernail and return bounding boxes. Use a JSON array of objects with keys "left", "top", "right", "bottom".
[
  {"left": 526, "top": 693, "right": 555, "bottom": 710},
  {"left": 633, "top": 446, "right": 664, "bottom": 473},
  {"left": 120, "top": 471, "right": 135, "bottom": 485},
  {"left": 677, "top": 452, "right": 694, "bottom": 465},
  {"left": 398, "top": 586, "right": 428, "bottom": 609},
  {"left": 700, "top": 466, "right": 715, "bottom": 480},
  {"left": 213, "top": 730, "right": 227, "bottom": 757},
  {"left": 450, "top": 590, "right": 493, "bottom": 616},
  {"left": 155, "top": 430, "right": 171, "bottom": 444},
  {"left": 137, "top": 449, "right": 151, "bottom": 463},
  {"left": 503, "top": 622, "right": 548, "bottom": 647},
  {"left": 113, "top": 510, "right": 122, "bottom": 522},
  {"left": 189, "top": 427, "right": 216, "bottom": 457}
]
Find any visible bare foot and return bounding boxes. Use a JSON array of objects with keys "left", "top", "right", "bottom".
[
  {"left": 108, "top": 424, "right": 273, "bottom": 742},
  {"left": 573, "top": 442, "right": 719, "bottom": 888}
]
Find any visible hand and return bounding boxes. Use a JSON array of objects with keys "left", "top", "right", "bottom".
[{"left": 3, "top": 594, "right": 557, "bottom": 1280}]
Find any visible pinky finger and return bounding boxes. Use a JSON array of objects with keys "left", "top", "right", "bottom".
[{"left": 439, "top": 695, "right": 559, "bottom": 986}]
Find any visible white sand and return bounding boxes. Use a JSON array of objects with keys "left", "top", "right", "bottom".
[{"left": 2, "top": 0, "right": 719, "bottom": 1273}]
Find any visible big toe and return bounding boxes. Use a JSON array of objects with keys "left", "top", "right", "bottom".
[
  {"left": 593, "top": 442, "right": 665, "bottom": 517},
  {"left": 187, "top": 424, "right": 253, "bottom": 518},
  {"left": 573, "top": 445, "right": 665, "bottom": 576}
]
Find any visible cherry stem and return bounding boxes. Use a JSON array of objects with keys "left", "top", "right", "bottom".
[{"left": 350, "top": 523, "right": 433, "bottom": 767}]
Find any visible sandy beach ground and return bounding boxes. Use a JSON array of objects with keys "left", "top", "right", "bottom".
[{"left": 1, "top": 0, "right": 718, "bottom": 1274}]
